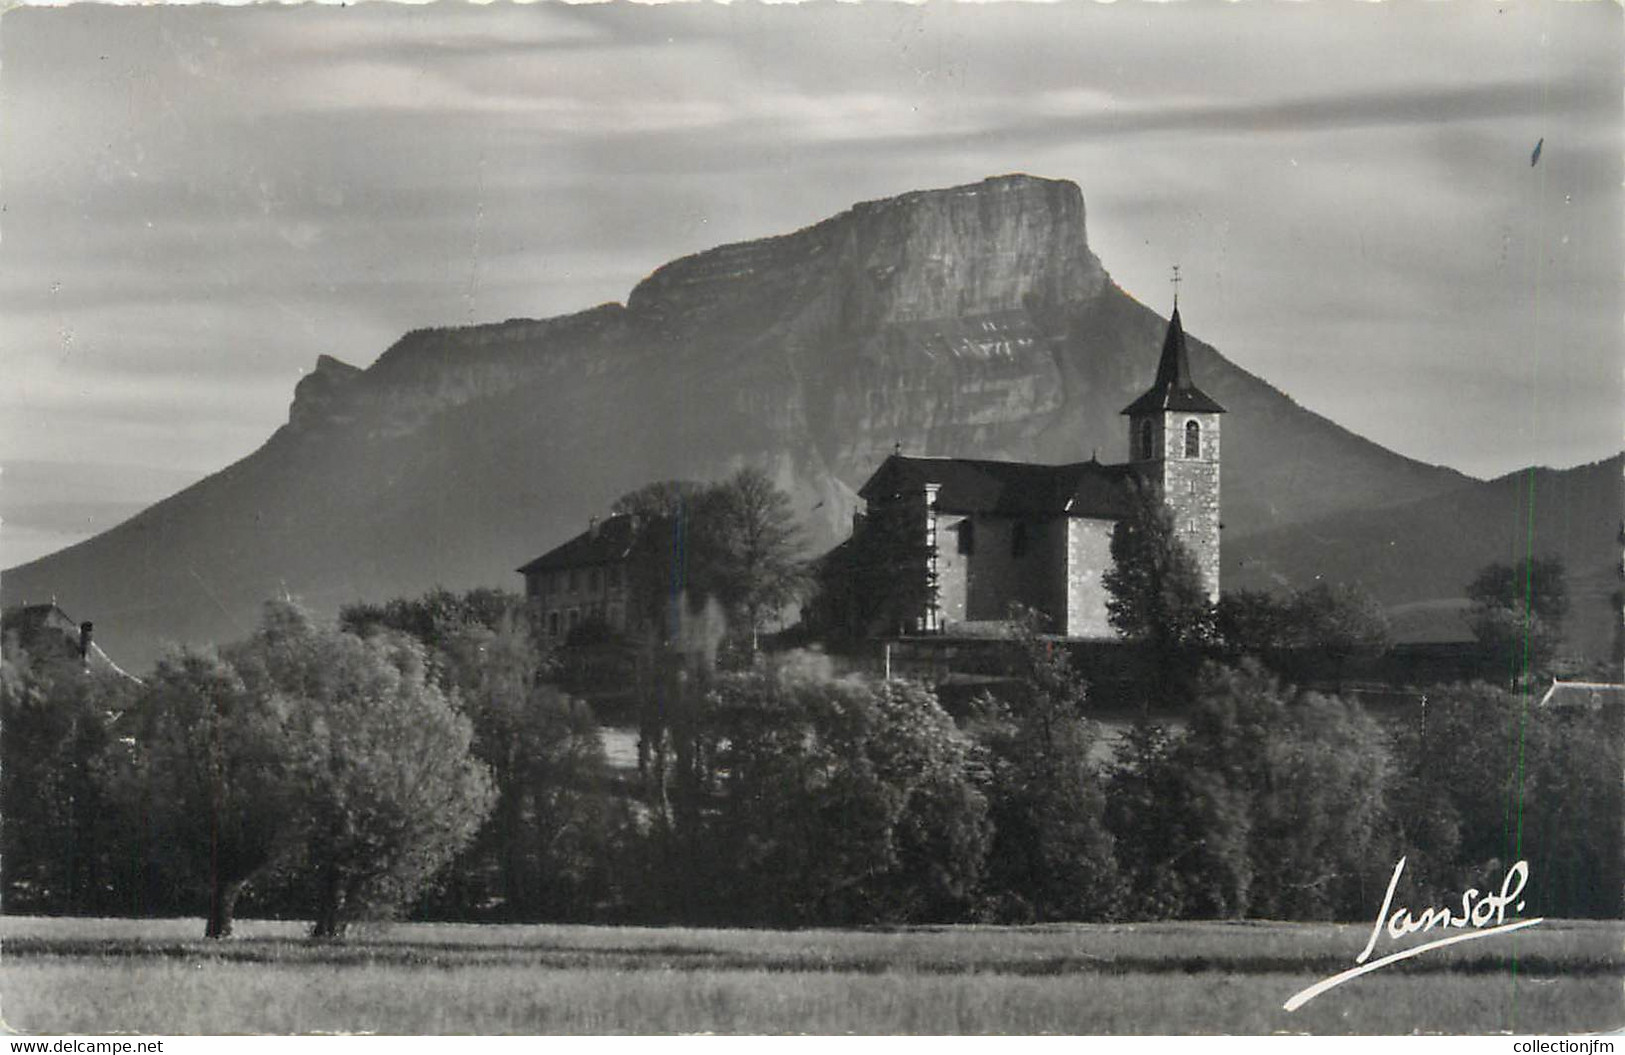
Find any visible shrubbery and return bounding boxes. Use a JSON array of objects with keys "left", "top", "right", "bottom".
[
  {"left": 4, "top": 587, "right": 1618, "bottom": 932},
  {"left": 628, "top": 664, "right": 991, "bottom": 925}
]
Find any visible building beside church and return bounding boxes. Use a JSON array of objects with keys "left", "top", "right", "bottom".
[
  {"left": 0, "top": 602, "right": 141, "bottom": 682},
  {"left": 517, "top": 514, "right": 642, "bottom": 639},
  {"left": 842, "top": 304, "right": 1224, "bottom": 638}
]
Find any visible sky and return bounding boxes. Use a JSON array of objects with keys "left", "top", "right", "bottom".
[{"left": 2, "top": 0, "right": 1620, "bottom": 567}]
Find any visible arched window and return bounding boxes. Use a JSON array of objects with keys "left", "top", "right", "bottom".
[
  {"left": 1184, "top": 419, "right": 1201, "bottom": 459},
  {"left": 957, "top": 519, "right": 976, "bottom": 556},
  {"left": 1138, "top": 419, "right": 1155, "bottom": 461}
]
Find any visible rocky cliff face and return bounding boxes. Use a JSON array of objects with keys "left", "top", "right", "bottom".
[
  {"left": 287, "top": 354, "right": 362, "bottom": 431},
  {"left": 283, "top": 175, "right": 1104, "bottom": 478},
  {"left": 9, "top": 174, "right": 1493, "bottom": 669},
  {"left": 628, "top": 175, "right": 1105, "bottom": 326}
]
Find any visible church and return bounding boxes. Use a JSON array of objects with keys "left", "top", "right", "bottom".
[{"left": 842, "top": 302, "right": 1224, "bottom": 639}]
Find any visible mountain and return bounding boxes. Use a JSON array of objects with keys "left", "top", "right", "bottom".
[
  {"left": 1229, "top": 454, "right": 1623, "bottom": 662},
  {"left": 5, "top": 173, "right": 1561, "bottom": 670}
]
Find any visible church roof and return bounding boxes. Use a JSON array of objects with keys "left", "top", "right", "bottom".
[
  {"left": 859, "top": 454, "right": 1141, "bottom": 520},
  {"left": 2, "top": 602, "right": 81, "bottom": 645},
  {"left": 517, "top": 513, "right": 641, "bottom": 574},
  {"left": 1121, "top": 306, "right": 1226, "bottom": 416}
]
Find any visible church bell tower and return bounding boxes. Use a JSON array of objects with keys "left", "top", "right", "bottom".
[{"left": 1121, "top": 291, "right": 1225, "bottom": 602}]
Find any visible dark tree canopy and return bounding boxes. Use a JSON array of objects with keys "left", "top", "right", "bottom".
[
  {"left": 123, "top": 602, "right": 496, "bottom": 939},
  {"left": 1, "top": 631, "right": 137, "bottom": 918},
  {"left": 1215, "top": 582, "right": 1391, "bottom": 683},
  {"left": 967, "top": 610, "right": 1122, "bottom": 921},
  {"left": 1287, "top": 582, "right": 1391, "bottom": 659},
  {"left": 133, "top": 647, "right": 298, "bottom": 938},
  {"left": 612, "top": 468, "right": 808, "bottom": 653},
  {"left": 1102, "top": 481, "right": 1213, "bottom": 650},
  {"left": 1214, "top": 589, "right": 1292, "bottom": 656},
  {"left": 231, "top": 603, "right": 495, "bottom": 938},
  {"left": 695, "top": 667, "right": 991, "bottom": 925},
  {"left": 1466, "top": 556, "right": 1570, "bottom": 624},
  {"left": 1107, "top": 661, "right": 1394, "bottom": 921},
  {"left": 1465, "top": 556, "right": 1569, "bottom": 677},
  {"left": 436, "top": 618, "right": 611, "bottom": 921},
  {"left": 340, "top": 586, "right": 526, "bottom": 652},
  {"left": 610, "top": 479, "right": 709, "bottom": 521},
  {"left": 707, "top": 467, "right": 810, "bottom": 649},
  {"left": 1388, "top": 680, "right": 1622, "bottom": 919},
  {"left": 809, "top": 496, "right": 936, "bottom": 641}
]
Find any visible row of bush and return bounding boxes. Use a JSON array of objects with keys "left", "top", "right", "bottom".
[{"left": 3, "top": 595, "right": 1618, "bottom": 936}]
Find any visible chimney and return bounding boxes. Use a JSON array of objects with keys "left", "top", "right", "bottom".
[
  {"left": 588, "top": 515, "right": 601, "bottom": 539},
  {"left": 78, "top": 621, "right": 93, "bottom": 664}
]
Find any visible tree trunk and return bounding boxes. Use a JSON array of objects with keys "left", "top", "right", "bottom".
[
  {"left": 501, "top": 772, "right": 526, "bottom": 918},
  {"left": 205, "top": 877, "right": 244, "bottom": 939},
  {"left": 311, "top": 855, "right": 344, "bottom": 939},
  {"left": 312, "top": 893, "right": 341, "bottom": 939}
]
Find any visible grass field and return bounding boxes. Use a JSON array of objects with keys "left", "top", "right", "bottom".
[{"left": 2, "top": 915, "right": 1620, "bottom": 1035}]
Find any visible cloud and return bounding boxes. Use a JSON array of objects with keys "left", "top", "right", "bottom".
[{"left": 0, "top": 0, "right": 1618, "bottom": 494}]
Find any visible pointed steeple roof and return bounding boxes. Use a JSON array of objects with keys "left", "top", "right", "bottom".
[{"left": 1121, "top": 306, "right": 1226, "bottom": 416}]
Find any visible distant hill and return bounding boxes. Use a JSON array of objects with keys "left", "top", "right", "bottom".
[
  {"left": 1229, "top": 454, "right": 1623, "bottom": 662},
  {"left": 12, "top": 173, "right": 1589, "bottom": 671}
]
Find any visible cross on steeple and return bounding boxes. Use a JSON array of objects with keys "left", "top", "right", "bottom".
[{"left": 1170, "top": 264, "right": 1181, "bottom": 307}]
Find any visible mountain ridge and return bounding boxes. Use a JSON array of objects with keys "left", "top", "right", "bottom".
[
  {"left": 1228, "top": 453, "right": 1623, "bottom": 661},
  {"left": 8, "top": 173, "right": 1595, "bottom": 671}
]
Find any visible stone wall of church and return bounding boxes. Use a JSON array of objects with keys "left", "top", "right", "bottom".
[
  {"left": 963, "top": 516, "right": 1060, "bottom": 625},
  {"left": 1065, "top": 517, "right": 1116, "bottom": 638},
  {"left": 935, "top": 511, "right": 969, "bottom": 629},
  {"left": 1158, "top": 411, "right": 1223, "bottom": 602}
]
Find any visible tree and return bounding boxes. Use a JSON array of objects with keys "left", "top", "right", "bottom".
[
  {"left": 1106, "top": 716, "right": 1252, "bottom": 920},
  {"left": 1284, "top": 581, "right": 1392, "bottom": 684},
  {"left": 1236, "top": 686, "right": 1395, "bottom": 919},
  {"left": 1465, "top": 557, "right": 1569, "bottom": 680},
  {"left": 437, "top": 617, "right": 610, "bottom": 920},
  {"left": 341, "top": 588, "right": 608, "bottom": 922},
  {"left": 131, "top": 647, "right": 299, "bottom": 937},
  {"left": 707, "top": 467, "right": 810, "bottom": 651},
  {"left": 680, "top": 667, "right": 991, "bottom": 925},
  {"left": 339, "top": 587, "right": 538, "bottom": 673},
  {"left": 1388, "top": 680, "right": 1622, "bottom": 919},
  {"left": 611, "top": 479, "right": 708, "bottom": 521},
  {"left": 809, "top": 495, "right": 936, "bottom": 641},
  {"left": 1518, "top": 699, "right": 1623, "bottom": 918},
  {"left": 611, "top": 470, "right": 807, "bottom": 654},
  {"left": 967, "top": 615, "right": 1123, "bottom": 921},
  {"left": 1103, "top": 481, "right": 1212, "bottom": 646},
  {"left": 1214, "top": 588, "right": 1293, "bottom": 657},
  {"left": 1214, "top": 583, "right": 1390, "bottom": 684},
  {"left": 1184, "top": 662, "right": 1394, "bottom": 919},
  {"left": 1289, "top": 583, "right": 1390, "bottom": 654},
  {"left": 1102, "top": 481, "right": 1213, "bottom": 703},
  {"left": 1107, "top": 661, "right": 1395, "bottom": 920},
  {"left": 227, "top": 602, "right": 495, "bottom": 938},
  {"left": 1, "top": 633, "right": 135, "bottom": 917}
]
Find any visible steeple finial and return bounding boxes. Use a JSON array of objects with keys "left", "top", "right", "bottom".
[{"left": 1170, "top": 264, "right": 1181, "bottom": 309}]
